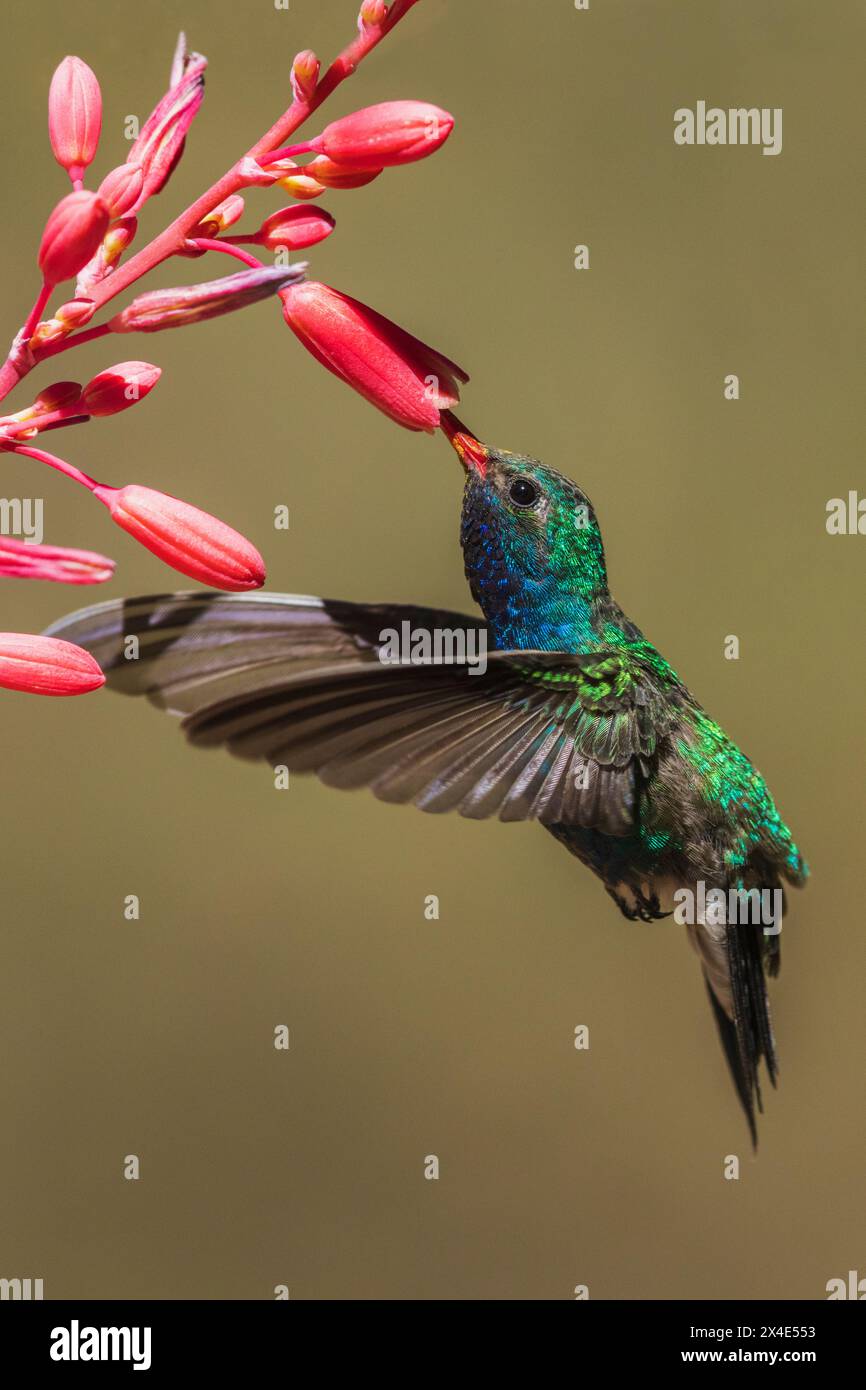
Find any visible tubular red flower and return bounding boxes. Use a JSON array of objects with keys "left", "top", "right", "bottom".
[
  {"left": 316, "top": 100, "right": 454, "bottom": 170},
  {"left": 47, "top": 56, "right": 102, "bottom": 181},
  {"left": 0, "top": 633, "right": 105, "bottom": 695},
  {"left": 81, "top": 361, "right": 161, "bottom": 416},
  {"left": 93, "top": 483, "right": 265, "bottom": 591},
  {"left": 0, "top": 537, "right": 114, "bottom": 584},
  {"left": 280, "top": 281, "right": 468, "bottom": 432},
  {"left": 249, "top": 206, "right": 335, "bottom": 252},
  {"left": 38, "top": 191, "right": 111, "bottom": 285},
  {"left": 107, "top": 263, "right": 305, "bottom": 333}
]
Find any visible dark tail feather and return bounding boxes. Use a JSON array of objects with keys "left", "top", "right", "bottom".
[
  {"left": 720, "top": 922, "right": 779, "bottom": 1147},
  {"left": 704, "top": 978, "right": 759, "bottom": 1148}
]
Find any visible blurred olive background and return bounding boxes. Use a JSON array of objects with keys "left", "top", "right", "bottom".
[{"left": 0, "top": 0, "right": 862, "bottom": 1301}]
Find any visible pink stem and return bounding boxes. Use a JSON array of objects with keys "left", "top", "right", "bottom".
[
  {"left": 0, "top": 408, "right": 64, "bottom": 435},
  {"left": 21, "top": 281, "right": 54, "bottom": 343},
  {"left": 186, "top": 237, "right": 263, "bottom": 269},
  {"left": 35, "top": 322, "right": 113, "bottom": 363},
  {"left": 8, "top": 443, "right": 100, "bottom": 493},
  {"left": 259, "top": 140, "right": 318, "bottom": 166}
]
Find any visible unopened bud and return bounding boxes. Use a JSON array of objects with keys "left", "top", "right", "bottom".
[
  {"left": 358, "top": 1, "right": 388, "bottom": 31},
  {"left": 38, "top": 191, "right": 110, "bottom": 285},
  {"left": 193, "top": 194, "right": 245, "bottom": 237},
  {"left": 315, "top": 100, "right": 454, "bottom": 170},
  {"left": 250, "top": 206, "right": 335, "bottom": 252},
  {"left": 81, "top": 361, "right": 161, "bottom": 416},
  {"left": 305, "top": 155, "right": 382, "bottom": 190},
  {"left": 97, "top": 163, "right": 144, "bottom": 218},
  {"left": 276, "top": 161, "right": 327, "bottom": 201},
  {"left": 108, "top": 263, "right": 305, "bottom": 333},
  {"left": 0, "top": 633, "right": 104, "bottom": 695},
  {"left": 48, "top": 56, "right": 102, "bottom": 181},
  {"left": 93, "top": 483, "right": 266, "bottom": 591},
  {"left": 291, "top": 50, "right": 320, "bottom": 105}
]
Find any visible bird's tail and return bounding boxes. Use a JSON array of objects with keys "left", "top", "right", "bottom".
[{"left": 690, "top": 919, "right": 778, "bottom": 1147}]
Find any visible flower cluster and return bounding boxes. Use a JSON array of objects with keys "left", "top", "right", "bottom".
[{"left": 0, "top": 0, "right": 467, "bottom": 695}]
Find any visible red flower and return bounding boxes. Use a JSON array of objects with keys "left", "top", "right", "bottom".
[
  {"left": 315, "top": 101, "right": 453, "bottom": 170},
  {"left": 0, "top": 537, "right": 114, "bottom": 585},
  {"left": 280, "top": 281, "right": 468, "bottom": 432},
  {"left": 93, "top": 483, "right": 265, "bottom": 591},
  {"left": 0, "top": 633, "right": 104, "bottom": 695},
  {"left": 81, "top": 361, "right": 161, "bottom": 416},
  {"left": 236, "top": 206, "right": 335, "bottom": 252}
]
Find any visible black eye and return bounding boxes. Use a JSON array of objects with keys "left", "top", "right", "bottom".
[{"left": 508, "top": 476, "right": 540, "bottom": 508}]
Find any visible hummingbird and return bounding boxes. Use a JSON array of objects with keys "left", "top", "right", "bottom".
[{"left": 49, "top": 415, "right": 808, "bottom": 1142}]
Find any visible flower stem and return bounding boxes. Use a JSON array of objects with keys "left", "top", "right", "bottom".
[
  {"left": 259, "top": 141, "right": 318, "bottom": 166},
  {"left": 186, "top": 238, "right": 263, "bottom": 269},
  {"left": 21, "top": 281, "right": 53, "bottom": 343},
  {"left": 35, "top": 322, "right": 112, "bottom": 363},
  {"left": 8, "top": 442, "right": 100, "bottom": 493}
]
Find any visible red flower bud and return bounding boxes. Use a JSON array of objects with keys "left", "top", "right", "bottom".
[
  {"left": 48, "top": 56, "right": 102, "bottom": 181},
  {"left": 55, "top": 299, "right": 97, "bottom": 330},
  {"left": 316, "top": 101, "right": 454, "bottom": 170},
  {"left": 33, "top": 381, "right": 84, "bottom": 413},
  {"left": 38, "top": 191, "right": 110, "bottom": 285},
  {"left": 81, "top": 361, "right": 161, "bottom": 416},
  {"left": 250, "top": 206, "right": 335, "bottom": 251},
  {"left": 75, "top": 216, "right": 138, "bottom": 295},
  {"left": 358, "top": 0, "right": 388, "bottom": 30},
  {"left": 128, "top": 49, "right": 207, "bottom": 204},
  {"left": 108, "top": 263, "right": 305, "bottom": 333},
  {"left": 93, "top": 483, "right": 265, "bottom": 591},
  {"left": 304, "top": 155, "right": 382, "bottom": 190},
  {"left": 97, "top": 163, "right": 144, "bottom": 218},
  {"left": 291, "top": 50, "right": 320, "bottom": 105},
  {"left": 0, "top": 633, "right": 104, "bottom": 695},
  {"left": 276, "top": 162, "right": 328, "bottom": 201},
  {"left": 193, "top": 194, "right": 245, "bottom": 238},
  {"left": 280, "top": 281, "right": 468, "bottom": 432},
  {"left": 0, "top": 538, "right": 114, "bottom": 585}
]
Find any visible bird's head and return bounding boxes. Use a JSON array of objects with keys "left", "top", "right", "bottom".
[{"left": 440, "top": 413, "right": 609, "bottom": 641}]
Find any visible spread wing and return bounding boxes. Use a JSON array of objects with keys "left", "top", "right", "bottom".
[{"left": 47, "top": 592, "right": 680, "bottom": 832}]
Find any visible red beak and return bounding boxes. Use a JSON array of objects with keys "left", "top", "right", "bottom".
[{"left": 439, "top": 410, "right": 489, "bottom": 477}]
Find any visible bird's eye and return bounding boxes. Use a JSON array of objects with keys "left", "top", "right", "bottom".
[{"left": 507, "top": 476, "right": 540, "bottom": 508}]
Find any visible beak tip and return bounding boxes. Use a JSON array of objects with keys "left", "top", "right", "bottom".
[{"left": 440, "top": 411, "right": 489, "bottom": 476}]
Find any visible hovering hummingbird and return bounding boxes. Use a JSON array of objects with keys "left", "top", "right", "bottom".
[{"left": 50, "top": 416, "right": 807, "bottom": 1142}]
